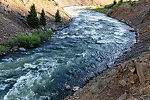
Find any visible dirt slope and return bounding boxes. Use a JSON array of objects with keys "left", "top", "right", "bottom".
[
  {"left": 0, "top": 0, "right": 72, "bottom": 44},
  {"left": 65, "top": 0, "right": 150, "bottom": 100},
  {"left": 0, "top": 0, "right": 119, "bottom": 44},
  {"left": 109, "top": 0, "right": 150, "bottom": 63}
]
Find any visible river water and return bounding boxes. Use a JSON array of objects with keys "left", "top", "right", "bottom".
[{"left": 0, "top": 7, "right": 136, "bottom": 100}]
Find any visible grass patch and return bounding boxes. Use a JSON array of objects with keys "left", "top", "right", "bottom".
[
  {"left": 33, "top": 30, "right": 52, "bottom": 41},
  {"left": 89, "top": 0, "right": 139, "bottom": 14},
  {"left": 12, "top": 46, "right": 19, "bottom": 51},
  {"left": 129, "top": 1, "right": 137, "bottom": 6},
  {"left": 98, "top": 80, "right": 103, "bottom": 89},
  {"left": 0, "top": 46, "right": 10, "bottom": 54},
  {"left": 0, "top": 29, "right": 53, "bottom": 55},
  {"left": 17, "top": 33, "right": 41, "bottom": 47},
  {"left": 17, "top": 30, "right": 52, "bottom": 48},
  {"left": 88, "top": 7, "right": 108, "bottom": 14}
]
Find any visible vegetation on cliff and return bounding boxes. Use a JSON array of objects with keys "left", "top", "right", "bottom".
[
  {"left": 89, "top": 0, "right": 139, "bottom": 14},
  {"left": 40, "top": 9, "right": 47, "bottom": 26},
  {"left": 0, "top": 30, "right": 53, "bottom": 55},
  {"left": 27, "top": 4, "right": 40, "bottom": 28},
  {"left": 55, "top": 10, "right": 62, "bottom": 22}
]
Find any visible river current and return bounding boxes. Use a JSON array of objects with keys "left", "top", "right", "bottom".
[{"left": 0, "top": 7, "right": 136, "bottom": 100}]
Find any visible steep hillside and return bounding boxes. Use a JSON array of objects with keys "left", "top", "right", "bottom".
[
  {"left": 0, "top": 0, "right": 71, "bottom": 44},
  {"left": 109, "top": 0, "right": 150, "bottom": 63},
  {"left": 55, "top": 0, "right": 117, "bottom": 7},
  {"left": 0, "top": 0, "right": 119, "bottom": 44},
  {"left": 65, "top": 0, "right": 150, "bottom": 100}
]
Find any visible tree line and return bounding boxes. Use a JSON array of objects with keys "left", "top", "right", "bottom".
[{"left": 27, "top": 4, "right": 62, "bottom": 28}]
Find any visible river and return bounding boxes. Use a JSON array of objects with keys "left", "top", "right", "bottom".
[{"left": 0, "top": 6, "right": 136, "bottom": 100}]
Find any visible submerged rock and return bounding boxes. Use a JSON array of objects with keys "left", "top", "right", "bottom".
[
  {"left": 73, "top": 86, "right": 80, "bottom": 92},
  {"left": 119, "top": 80, "right": 127, "bottom": 87},
  {"left": 64, "top": 84, "right": 71, "bottom": 90},
  {"left": 19, "top": 48, "right": 26, "bottom": 52}
]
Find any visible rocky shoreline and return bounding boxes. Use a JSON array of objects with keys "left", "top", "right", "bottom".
[{"left": 65, "top": 0, "right": 150, "bottom": 100}]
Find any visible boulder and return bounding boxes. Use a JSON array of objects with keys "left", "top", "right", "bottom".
[
  {"left": 64, "top": 84, "right": 71, "bottom": 90},
  {"left": 119, "top": 80, "right": 127, "bottom": 87},
  {"left": 0, "top": 6, "right": 5, "bottom": 13},
  {"left": 108, "top": 9, "right": 113, "bottom": 15},
  {"left": 129, "top": 28, "right": 135, "bottom": 32},
  {"left": 127, "top": 97, "right": 138, "bottom": 100},
  {"left": 135, "top": 63, "right": 145, "bottom": 84},
  {"left": 72, "top": 86, "right": 80, "bottom": 92},
  {"left": 128, "top": 66, "right": 135, "bottom": 73},
  {"left": 19, "top": 48, "right": 26, "bottom": 52},
  {"left": 117, "top": 94, "right": 127, "bottom": 100}
]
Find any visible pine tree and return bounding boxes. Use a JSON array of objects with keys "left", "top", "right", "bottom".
[
  {"left": 27, "top": 4, "right": 39, "bottom": 28},
  {"left": 40, "top": 9, "right": 46, "bottom": 26},
  {"left": 55, "top": 10, "right": 62, "bottom": 22},
  {"left": 118, "top": 0, "right": 123, "bottom": 5},
  {"left": 113, "top": 0, "right": 117, "bottom": 6}
]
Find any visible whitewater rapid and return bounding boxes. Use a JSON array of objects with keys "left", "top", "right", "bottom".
[{"left": 0, "top": 6, "right": 136, "bottom": 100}]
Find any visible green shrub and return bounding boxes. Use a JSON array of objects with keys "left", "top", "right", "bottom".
[
  {"left": 32, "top": 30, "right": 43, "bottom": 35},
  {"left": 112, "top": 4, "right": 119, "bottom": 10},
  {"left": 129, "top": 1, "right": 136, "bottom": 6},
  {"left": 45, "top": 30, "right": 53, "bottom": 34},
  {"left": 118, "top": 0, "right": 123, "bottom": 6},
  {"left": 17, "top": 33, "right": 41, "bottom": 47},
  {"left": 17, "top": 34, "right": 29, "bottom": 46},
  {"left": 0, "top": 46, "right": 10, "bottom": 54},
  {"left": 88, "top": 7, "right": 108, "bottom": 14},
  {"left": 104, "top": 0, "right": 117, "bottom": 9},
  {"left": 29, "top": 35, "right": 41, "bottom": 46},
  {"left": 33, "top": 30, "right": 52, "bottom": 41},
  {"left": 27, "top": 4, "right": 39, "bottom": 28},
  {"left": 34, "top": 32, "right": 48, "bottom": 41},
  {"left": 40, "top": 9, "right": 46, "bottom": 26},
  {"left": 8, "top": 38, "right": 16, "bottom": 47},
  {"left": 0, "top": 30, "right": 53, "bottom": 54},
  {"left": 98, "top": 80, "right": 103, "bottom": 89},
  {"left": 113, "top": 0, "right": 117, "bottom": 6},
  {"left": 55, "top": 10, "right": 62, "bottom": 22},
  {"left": 104, "top": 4, "right": 114, "bottom": 9},
  {"left": 12, "top": 46, "right": 18, "bottom": 50}
]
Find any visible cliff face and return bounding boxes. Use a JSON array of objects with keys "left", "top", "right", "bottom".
[
  {"left": 55, "top": 0, "right": 116, "bottom": 7},
  {"left": 0, "top": 0, "right": 71, "bottom": 44},
  {"left": 0, "top": 0, "right": 130, "bottom": 43},
  {"left": 108, "top": 0, "right": 150, "bottom": 63},
  {"left": 0, "top": 0, "right": 115, "bottom": 43},
  {"left": 65, "top": 1, "right": 150, "bottom": 100},
  {"left": 109, "top": 0, "right": 150, "bottom": 41}
]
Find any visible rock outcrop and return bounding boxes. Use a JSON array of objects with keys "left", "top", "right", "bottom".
[{"left": 0, "top": 0, "right": 119, "bottom": 44}]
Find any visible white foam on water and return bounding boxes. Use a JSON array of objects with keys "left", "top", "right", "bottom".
[
  {"left": 0, "top": 84, "right": 8, "bottom": 91},
  {"left": 1, "top": 6, "right": 136, "bottom": 100},
  {"left": 24, "top": 63, "right": 37, "bottom": 69},
  {"left": 2, "top": 58, "right": 13, "bottom": 62}
]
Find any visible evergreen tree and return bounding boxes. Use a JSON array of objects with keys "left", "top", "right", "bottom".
[
  {"left": 40, "top": 9, "right": 46, "bottom": 26},
  {"left": 118, "top": 0, "right": 123, "bottom": 5},
  {"left": 113, "top": 0, "right": 117, "bottom": 6},
  {"left": 27, "top": 4, "right": 39, "bottom": 28},
  {"left": 55, "top": 10, "right": 62, "bottom": 22}
]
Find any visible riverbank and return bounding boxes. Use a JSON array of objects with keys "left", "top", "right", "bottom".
[
  {"left": 0, "top": 6, "right": 137, "bottom": 100},
  {"left": 65, "top": 0, "right": 150, "bottom": 100},
  {"left": 0, "top": 18, "right": 72, "bottom": 56},
  {"left": 0, "top": 29, "right": 53, "bottom": 56}
]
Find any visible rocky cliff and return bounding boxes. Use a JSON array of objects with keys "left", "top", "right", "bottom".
[
  {"left": 109, "top": 0, "right": 150, "bottom": 63},
  {"left": 0, "top": 0, "right": 72, "bottom": 43},
  {"left": 0, "top": 0, "right": 121, "bottom": 44},
  {"left": 65, "top": 0, "right": 150, "bottom": 100}
]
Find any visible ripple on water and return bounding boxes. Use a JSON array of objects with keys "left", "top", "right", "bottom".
[{"left": 0, "top": 6, "right": 136, "bottom": 100}]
